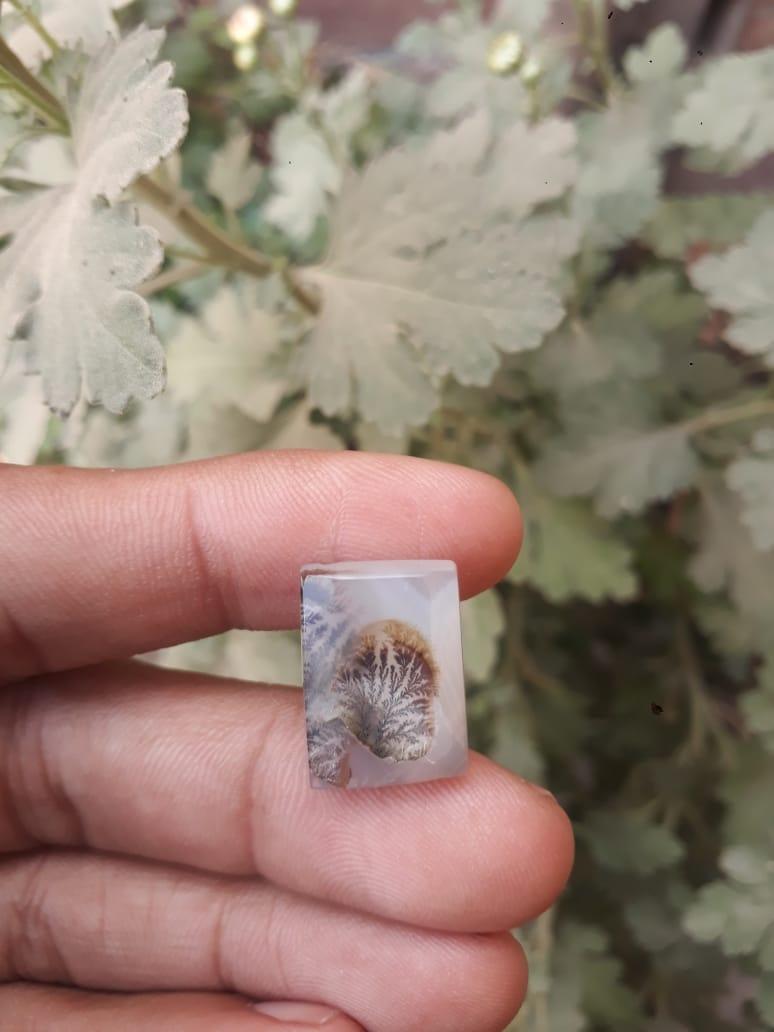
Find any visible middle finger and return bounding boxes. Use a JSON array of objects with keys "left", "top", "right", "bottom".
[{"left": 1, "top": 662, "right": 573, "bottom": 933}]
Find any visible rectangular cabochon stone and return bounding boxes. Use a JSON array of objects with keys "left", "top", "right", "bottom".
[{"left": 301, "top": 560, "right": 468, "bottom": 789}]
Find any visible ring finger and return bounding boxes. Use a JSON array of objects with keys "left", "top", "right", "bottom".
[
  {"left": 1, "top": 851, "right": 527, "bottom": 1032},
  {"left": 1, "top": 986, "right": 362, "bottom": 1031}
]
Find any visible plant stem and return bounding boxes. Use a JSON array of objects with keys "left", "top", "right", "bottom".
[
  {"left": 280, "top": 261, "right": 320, "bottom": 314},
  {"left": 564, "top": 86, "right": 606, "bottom": 112},
  {"left": 675, "top": 617, "right": 734, "bottom": 768},
  {"left": 0, "top": 69, "right": 63, "bottom": 131},
  {"left": 0, "top": 32, "right": 321, "bottom": 314},
  {"left": 0, "top": 36, "right": 67, "bottom": 130},
  {"left": 533, "top": 909, "right": 554, "bottom": 1032},
  {"left": 571, "top": 0, "right": 616, "bottom": 98},
  {"left": 509, "top": 590, "right": 566, "bottom": 700},
  {"left": 134, "top": 176, "right": 320, "bottom": 312},
  {"left": 7, "top": 0, "right": 61, "bottom": 57},
  {"left": 134, "top": 175, "right": 271, "bottom": 277},
  {"left": 139, "top": 261, "right": 210, "bottom": 297},
  {"left": 588, "top": 0, "right": 617, "bottom": 95},
  {"left": 164, "top": 243, "right": 210, "bottom": 263},
  {"left": 685, "top": 397, "right": 774, "bottom": 436},
  {"left": 0, "top": 68, "right": 55, "bottom": 129}
]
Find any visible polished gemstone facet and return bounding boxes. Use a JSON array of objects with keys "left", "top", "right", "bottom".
[{"left": 301, "top": 560, "right": 468, "bottom": 789}]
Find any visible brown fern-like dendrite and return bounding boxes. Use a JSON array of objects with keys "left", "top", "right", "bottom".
[
  {"left": 307, "top": 717, "right": 353, "bottom": 786},
  {"left": 332, "top": 619, "right": 439, "bottom": 762}
]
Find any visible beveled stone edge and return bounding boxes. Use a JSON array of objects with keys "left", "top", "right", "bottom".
[{"left": 300, "top": 559, "right": 459, "bottom": 580}]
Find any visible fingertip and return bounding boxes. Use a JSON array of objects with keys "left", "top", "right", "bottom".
[
  {"left": 303, "top": 747, "right": 574, "bottom": 936},
  {"left": 398, "top": 755, "right": 573, "bottom": 933},
  {"left": 519, "top": 788, "right": 575, "bottom": 921},
  {"left": 463, "top": 932, "right": 529, "bottom": 1032},
  {"left": 468, "top": 759, "right": 575, "bottom": 931},
  {"left": 282, "top": 450, "right": 523, "bottom": 596},
  {"left": 387, "top": 929, "right": 528, "bottom": 1032},
  {"left": 460, "top": 469, "right": 523, "bottom": 596},
  {"left": 399, "top": 456, "right": 522, "bottom": 598}
]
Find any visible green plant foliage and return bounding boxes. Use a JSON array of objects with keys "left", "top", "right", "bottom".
[
  {"left": 264, "top": 111, "right": 341, "bottom": 241},
  {"left": 5, "top": 0, "right": 133, "bottom": 67},
  {"left": 0, "top": 26, "right": 188, "bottom": 414},
  {"left": 2, "top": 0, "right": 774, "bottom": 1027},
  {"left": 461, "top": 588, "right": 506, "bottom": 682},
  {"left": 690, "top": 211, "right": 774, "bottom": 366},
  {"left": 683, "top": 844, "right": 774, "bottom": 966},
  {"left": 727, "top": 454, "right": 774, "bottom": 551},
  {"left": 517, "top": 918, "right": 642, "bottom": 1032},
  {"left": 396, "top": 0, "right": 553, "bottom": 124},
  {"left": 206, "top": 125, "right": 263, "bottom": 212},
  {"left": 304, "top": 111, "right": 578, "bottom": 431},
  {"left": 540, "top": 420, "right": 701, "bottom": 517},
  {"left": 643, "top": 194, "right": 774, "bottom": 260},
  {"left": 166, "top": 282, "right": 287, "bottom": 420},
  {"left": 573, "top": 23, "right": 686, "bottom": 247},
  {"left": 673, "top": 48, "right": 774, "bottom": 172},
  {"left": 508, "top": 483, "right": 638, "bottom": 602},
  {"left": 582, "top": 811, "right": 684, "bottom": 875}
]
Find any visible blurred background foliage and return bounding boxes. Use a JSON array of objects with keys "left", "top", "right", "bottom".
[{"left": 2, "top": 0, "right": 774, "bottom": 1028}]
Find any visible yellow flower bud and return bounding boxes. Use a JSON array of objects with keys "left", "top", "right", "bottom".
[
  {"left": 233, "top": 42, "right": 258, "bottom": 70},
  {"left": 269, "top": 0, "right": 298, "bottom": 16},
  {"left": 486, "top": 31, "right": 524, "bottom": 76},
  {"left": 520, "top": 54, "right": 543, "bottom": 87},
  {"left": 226, "top": 4, "right": 265, "bottom": 46}
]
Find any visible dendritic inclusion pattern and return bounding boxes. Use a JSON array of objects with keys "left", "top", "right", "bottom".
[
  {"left": 333, "top": 620, "right": 439, "bottom": 761},
  {"left": 301, "top": 561, "right": 467, "bottom": 789}
]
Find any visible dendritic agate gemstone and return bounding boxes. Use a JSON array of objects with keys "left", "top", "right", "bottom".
[{"left": 300, "top": 560, "right": 468, "bottom": 789}]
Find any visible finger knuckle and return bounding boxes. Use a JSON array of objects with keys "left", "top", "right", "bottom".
[
  {"left": 2, "top": 686, "right": 86, "bottom": 850},
  {"left": 0, "top": 854, "right": 71, "bottom": 984}
]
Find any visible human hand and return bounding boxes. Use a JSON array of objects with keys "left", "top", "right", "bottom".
[{"left": 0, "top": 452, "right": 573, "bottom": 1032}]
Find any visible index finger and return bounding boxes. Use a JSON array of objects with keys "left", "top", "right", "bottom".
[{"left": 0, "top": 451, "right": 521, "bottom": 682}]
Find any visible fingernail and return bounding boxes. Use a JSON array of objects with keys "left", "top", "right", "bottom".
[{"left": 252, "top": 1001, "right": 343, "bottom": 1025}]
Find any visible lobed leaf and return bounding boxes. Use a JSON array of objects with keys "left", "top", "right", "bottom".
[
  {"left": 538, "top": 422, "right": 700, "bottom": 518},
  {"left": 690, "top": 483, "right": 774, "bottom": 649},
  {"left": 6, "top": 0, "right": 134, "bottom": 68},
  {"left": 304, "top": 112, "right": 579, "bottom": 431},
  {"left": 673, "top": 49, "right": 774, "bottom": 172},
  {"left": 0, "top": 189, "right": 166, "bottom": 414},
  {"left": 583, "top": 811, "right": 684, "bottom": 876},
  {"left": 534, "top": 920, "right": 642, "bottom": 1031},
  {"left": 461, "top": 589, "right": 506, "bottom": 682},
  {"left": 0, "top": 27, "right": 189, "bottom": 415},
  {"left": 683, "top": 857, "right": 774, "bottom": 961},
  {"left": 741, "top": 683, "right": 774, "bottom": 756},
  {"left": 572, "top": 102, "right": 662, "bottom": 247},
  {"left": 690, "top": 211, "right": 774, "bottom": 367},
  {"left": 264, "top": 112, "right": 341, "bottom": 242},
  {"left": 643, "top": 194, "right": 774, "bottom": 260},
  {"left": 574, "top": 24, "right": 687, "bottom": 247},
  {"left": 206, "top": 128, "right": 263, "bottom": 212},
  {"left": 166, "top": 282, "right": 286, "bottom": 422},
  {"left": 397, "top": 12, "right": 527, "bottom": 125},
  {"left": 509, "top": 486, "right": 638, "bottom": 603},
  {"left": 727, "top": 456, "right": 774, "bottom": 551},
  {"left": 623, "top": 22, "right": 686, "bottom": 83}
]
